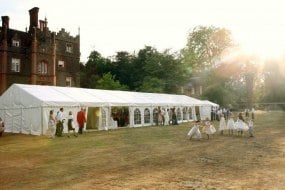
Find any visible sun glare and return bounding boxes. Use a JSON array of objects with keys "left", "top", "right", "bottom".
[{"left": 234, "top": 29, "right": 285, "bottom": 60}]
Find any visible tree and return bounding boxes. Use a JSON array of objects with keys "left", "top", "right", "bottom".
[
  {"left": 112, "top": 51, "right": 136, "bottom": 89},
  {"left": 81, "top": 46, "right": 188, "bottom": 94},
  {"left": 261, "top": 60, "right": 285, "bottom": 109},
  {"left": 96, "top": 72, "right": 129, "bottom": 90},
  {"left": 181, "top": 26, "right": 234, "bottom": 75},
  {"left": 142, "top": 49, "right": 188, "bottom": 93},
  {"left": 132, "top": 46, "right": 157, "bottom": 90},
  {"left": 80, "top": 50, "right": 112, "bottom": 88},
  {"left": 139, "top": 76, "right": 165, "bottom": 93},
  {"left": 211, "top": 54, "right": 259, "bottom": 108}
]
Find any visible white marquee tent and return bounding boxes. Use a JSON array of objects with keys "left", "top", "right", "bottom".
[{"left": 0, "top": 84, "right": 216, "bottom": 136}]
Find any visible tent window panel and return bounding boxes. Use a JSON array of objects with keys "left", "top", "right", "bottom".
[
  {"left": 188, "top": 108, "right": 193, "bottom": 120},
  {"left": 183, "top": 107, "right": 187, "bottom": 120},
  {"left": 101, "top": 110, "right": 106, "bottom": 127},
  {"left": 144, "top": 108, "right": 150, "bottom": 124},
  {"left": 195, "top": 106, "right": 200, "bottom": 120},
  {"left": 153, "top": 108, "right": 158, "bottom": 124},
  {"left": 134, "top": 108, "right": 141, "bottom": 125},
  {"left": 177, "top": 108, "right": 182, "bottom": 121}
]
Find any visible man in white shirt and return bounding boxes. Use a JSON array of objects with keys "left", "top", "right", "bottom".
[{"left": 55, "top": 108, "right": 65, "bottom": 137}]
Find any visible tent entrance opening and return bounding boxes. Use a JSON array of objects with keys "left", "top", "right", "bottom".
[
  {"left": 86, "top": 107, "right": 100, "bottom": 130},
  {"left": 195, "top": 106, "right": 200, "bottom": 120},
  {"left": 111, "top": 107, "right": 129, "bottom": 127}
]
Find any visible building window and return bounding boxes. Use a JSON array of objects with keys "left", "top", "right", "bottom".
[
  {"left": 144, "top": 108, "right": 150, "bottom": 124},
  {"left": 38, "top": 62, "right": 48, "bottom": 74},
  {"left": 66, "top": 77, "right": 72, "bottom": 87},
  {"left": 58, "top": 60, "right": 64, "bottom": 67},
  {"left": 12, "top": 39, "right": 20, "bottom": 47},
  {"left": 134, "top": 108, "right": 141, "bottom": 125},
  {"left": 11, "top": 58, "right": 20, "bottom": 72},
  {"left": 66, "top": 43, "right": 73, "bottom": 53}
]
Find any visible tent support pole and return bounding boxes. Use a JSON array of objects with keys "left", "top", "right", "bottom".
[{"left": 41, "top": 107, "right": 44, "bottom": 135}]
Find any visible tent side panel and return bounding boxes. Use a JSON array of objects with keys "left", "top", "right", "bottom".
[
  {"left": 200, "top": 106, "right": 211, "bottom": 121},
  {"left": 22, "top": 108, "right": 42, "bottom": 135},
  {"left": 0, "top": 109, "right": 22, "bottom": 133},
  {"left": 0, "top": 108, "right": 41, "bottom": 135}
]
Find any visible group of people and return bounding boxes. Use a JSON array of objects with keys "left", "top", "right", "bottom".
[
  {"left": 46, "top": 107, "right": 87, "bottom": 138},
  {"left": 155, "top": 107, "right": 178, "bottom": 126},
  {"left": 187, "top": 118, "right": 216, "bottom": 140},
  {"left": 188, "top": 111, "right": 255, "bottom": 140},
  {"left": 218, "top": 112, "right": 254, "bottom": 136},
  {"left": 211, "top": 107, "right": 255, "bottom": 122}
]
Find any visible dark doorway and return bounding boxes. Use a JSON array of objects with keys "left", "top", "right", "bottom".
[{"left": 111, "top": 107, "right": 129, "bottom": 127}]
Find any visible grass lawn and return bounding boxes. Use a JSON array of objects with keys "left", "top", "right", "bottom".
[{"left": 0, "top": 111, "right": 285, "bottom": 189}]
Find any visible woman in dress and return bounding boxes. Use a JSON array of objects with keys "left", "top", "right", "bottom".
[
  {"left": 227, "top": 115, "right": 235, "bottom": 136},
  {"left": 203, "top": 118, "right": 216, "bottom": 139},
  {"left": 46, "top": 110, "right": 56, "bottom": 138},
  {"left": 164, "top": 109, "right": 170, "bottom": 126},
  {"left": 236, "top": 112, "right": 249, "bottom": 136},
  {"left": 219, "top": 114, "right": 227, "bottom": 135},
  {"left": 187, "top": 120, "right": 202, "bottom": 140}
]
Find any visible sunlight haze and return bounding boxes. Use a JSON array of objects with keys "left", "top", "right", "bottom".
[{"left": 1, "top": 0, "right": 285, "bottom": 62}]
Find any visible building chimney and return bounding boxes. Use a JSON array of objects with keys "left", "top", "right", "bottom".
[
  {"left": 29, "top": 7, "right": 39, "bottom": 32},
  {"left": 0, "top": 16, "right": 9, "bottom": 95},
  {"left": 1, "top": 16, "right": 9, "bottom": 29}
]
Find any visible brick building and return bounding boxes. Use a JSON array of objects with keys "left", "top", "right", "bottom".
[{"left": 0, "top": 7, "right": 80, "bottom": 95}]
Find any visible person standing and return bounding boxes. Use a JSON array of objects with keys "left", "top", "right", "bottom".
[
  {"left": 245, "top": 109, "right": 249, "bottom": 118},
  {"left": 248, "top": 119, "right": 254, "bottom": 137},
  {"left": 158, "top": 109, "right": 163, "bottom": 126},
  {"left": 67, "top": 111, "right": 77, "bottom": 137},
  {"left": 219, "top": 114, "right": 227, "bottom": 135},
  {"left": 164, "top": 109, "right": 170, "bottom": 126},
  {"left": 227, "top": 115, "right": 235, "bottom": 136},
  {"left": 187, "top": 120, "right": 202, "bottom": 140},
  {"left": 46, "top": 110, "right": 56, "bottom": 138},
  {"left": 55, "top": 108, "right": 65, "bottom": 137},
  {"left": 236, "top": 112, "right": 248, "bottom": 136},
  {"left": 0, "top": 117, "right": 5, "bottom": 137},
  {"left": 251, "top": 107, "right": 255, "bottom": 120},
  {"left": 77, "top": 108, "right": 86, "bottom": 134},
  {"left": 161, "top": 109, "right": 165, "bottom": 126},
  {"left": 203, "top": 118, "right": 216, "bottom": 139},
  {"left": 172, "top": 108, "right": 178, "bottom": 125}
]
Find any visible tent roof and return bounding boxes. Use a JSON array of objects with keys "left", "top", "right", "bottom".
[
  {"left": 0, "top": 84, "right": 213, "bottom": 108},
  {"left": 202, "top": 100, "right": 219, "bottom": 107}
]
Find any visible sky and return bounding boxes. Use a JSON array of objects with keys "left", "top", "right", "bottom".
[{"left": 1, "top": 0, "right": 285, "bottom": 62}]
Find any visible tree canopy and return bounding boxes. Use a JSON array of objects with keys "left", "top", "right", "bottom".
[{"left": 79, "top": 25, "right": 285, "bottom": 110}]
